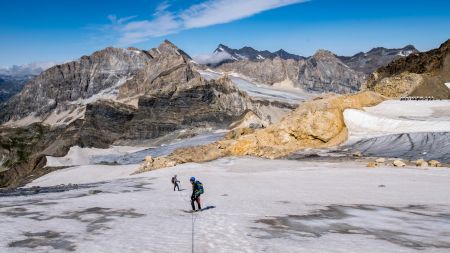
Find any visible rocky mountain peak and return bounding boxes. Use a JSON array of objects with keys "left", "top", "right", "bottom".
[
  {"left": 212, "top": 44, "right": 303, "bottom": 64},
  {"left": 214, "top": 44, "right": 232, "bottom": 53},
  {"left": 337, "top": 44, "right": 420, "bottom": 74},
  {"left": 312, "top": 49, "right": 336, "bottom": 60},
  {"left": 402, "top": 45, "right": 417, "bottom": 51},
  {"left": 275, "top": 49, "right": 288, "bottom": 54},
  {"left": 438, "top": 39, "right": 450, "bottom": 51},
  {"left": 148, "top": 40, "right": 191, "bottom": 60},
  {"left": 159, "top": 39, "right": 178, "bottom": 50}
]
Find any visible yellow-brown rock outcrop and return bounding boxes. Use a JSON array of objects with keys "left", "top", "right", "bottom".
[{"left": 136, "top": 91, "right": 385, "bottom": 173}]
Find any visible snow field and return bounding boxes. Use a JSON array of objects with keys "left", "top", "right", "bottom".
[{"left": 1, "top": 157, "right": 446, "bottom": 252}]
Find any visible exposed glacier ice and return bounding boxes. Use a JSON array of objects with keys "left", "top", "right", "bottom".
[
  {"left": 1, "top": 157, "right": 448, "bottom": 252},
  {"left": 198, "top": 69, "right": 314, "bottom": 104}
]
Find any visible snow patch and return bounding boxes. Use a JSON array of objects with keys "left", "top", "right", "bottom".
[
  {"left": 397, "top": 50, "right": 414, "bottom": 57},
  {"left": 45, "top": 146, "right": 148, "bottom": 167},
  {"left": 344, "top": 107, "right": 450, "bottom": 143},
  {"left": 69, "top": 76, "right": 130, "bottom": 105}
]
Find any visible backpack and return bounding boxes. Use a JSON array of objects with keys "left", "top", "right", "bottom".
[
  {"left": 171, "top": 177, "right": 175, "bottom": 184},
  {"left": 196, "top": 181, "right": 204, "bottom": 194}
]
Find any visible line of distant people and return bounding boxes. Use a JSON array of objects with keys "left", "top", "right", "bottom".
[{"left": 400, "top": 96, "right": 437, "bottom": 101}]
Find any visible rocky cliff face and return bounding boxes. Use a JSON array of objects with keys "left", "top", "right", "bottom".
[
  {"left": 365, "top": 39, "right": 450, "bottom": 99},
  {"left": 0, "top": 47, "right": 150, "bottom": 124},
  {"left": 118, "top": 41, "right": 198, "bottom": 98},
  {"left": 78, "top": 76, "right": 264, "bottom": 148},
  {"left": 297, "top": 50, "right": 366, "bottom": 93},
  {"left": 216, "top": 50, "right": 365, "bottom": 93}
]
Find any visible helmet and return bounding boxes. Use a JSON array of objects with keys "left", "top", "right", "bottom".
[{"left": 190, "top": 177, "right": 195, "bottom": 182}]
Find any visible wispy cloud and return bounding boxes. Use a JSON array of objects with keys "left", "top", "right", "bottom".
[
  {"left": 110, "top": 0, "right": 307, "bottom": 45},
  {"left": 193, "top": 51, "right": 233, "bottom": 65}
]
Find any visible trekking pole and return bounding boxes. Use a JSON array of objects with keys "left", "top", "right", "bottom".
[{"left": 192, "top": 212, "right": 195, "bottom": 253}]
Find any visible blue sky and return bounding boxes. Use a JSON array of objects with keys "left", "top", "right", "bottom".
[{"left": 1, "top": 0, "right": 449, "bottom": 66}]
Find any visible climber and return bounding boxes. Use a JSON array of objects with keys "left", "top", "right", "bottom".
[
  {"left": 190, "top": 177, "right": 204, "bottom": 211},
  {"left": 171, "top": 175, "right": 180, "bottom": 191}
]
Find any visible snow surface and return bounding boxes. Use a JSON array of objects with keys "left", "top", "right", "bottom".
[
  {"left": 45, "top": 131, "right": 225, "bottom": 170},
  {"left": 363, "top": 100, "right": 450, "bottom": 121},
  {"left": 45, "top": 146, "right": 148, "bottom": 167},
  {"left": 344, "top": 100, "right": 450, "bottom": 142},
  {"left": 445, "top": 82, "right": 450, "bottom": 89},
  {"left": 342, "top": 132, "right": 450, "bottom": 163},
  {"left": 198, "top": 69, "right": 313, "bottom": 104},
  {"left": 1, "top": 157, "right": 448, "bottom": 252}
]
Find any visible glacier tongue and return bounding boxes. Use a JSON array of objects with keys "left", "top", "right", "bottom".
[{"left": 198, "top": 69, "right": 314, "bottom": 104}]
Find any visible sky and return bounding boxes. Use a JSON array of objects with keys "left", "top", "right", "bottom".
[{"left": 1, "top": 0, "right": 450, "bottom": 67}]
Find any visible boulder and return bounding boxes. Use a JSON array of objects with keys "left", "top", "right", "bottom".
[
  {"left": 367, "top": 161, "right": 378, "bottom": 168},
  {"left": 375, "top": 158, "right": 386, "bottom": 163},
  {"left": 429, "top": 160, "right": 442, "bottom": 167},
  {"left": 352, "top": 151, "right": 363, "bottom": 157},
  {"left": 415, "top": 159, "right": 429, "bottom": 167},
  {"left": 393, "top": 160, "right": 406, "bottom": 167}
]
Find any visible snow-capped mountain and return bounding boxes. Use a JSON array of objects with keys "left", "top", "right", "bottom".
[
  {"left": 208, "top": 44, "right": 419, "bottom": 93},
  {"left": 211, "top": 44, "right": 304, "bottom": 63},
  {"left": 338, "top": 45, "right": 419, "bottom": 74}
]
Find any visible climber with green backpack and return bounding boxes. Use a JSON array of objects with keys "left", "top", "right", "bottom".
[{"left": 190, "top": 177, "right": 204, "bottom": 211}]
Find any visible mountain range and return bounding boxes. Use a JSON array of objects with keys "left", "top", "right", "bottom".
[
  {"left": 207, "top": 43, "right": 418, "bottom": 73},
  {"left": 0, "top": 75, "right": 34, "bottom": 103},
  {"left": 0, "top": 62, "right": 57, "bottom": 103},
  {"left": 1, "top": 39, "right": 448, "bottom": 187},
  {"left": 206, "top": 43, "right": 418, "bottom": 93}
]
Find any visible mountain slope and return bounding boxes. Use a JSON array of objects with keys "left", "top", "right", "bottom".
[
  {"left": 0, "top": 75, "right": 33, "bottom": 103},
  {"left": 365, "top": 39, "right": 450, "bottom": 98},
  {"left": 0, "top": 47, "right": 150, "bottom": 124},
  {"left": 0, "top": 40, "right": 296, "bottom": 187},
  {"left": 215, "top": 49, "right": 365, "bottom": 93}
]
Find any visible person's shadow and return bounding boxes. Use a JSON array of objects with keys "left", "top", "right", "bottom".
[{"left": 201, "top": 206, "right": 216, "bottom": 211}]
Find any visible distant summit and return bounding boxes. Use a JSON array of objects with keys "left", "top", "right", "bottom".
[
  {"left": 211, "top": 44, "right": 303, "bottom": 64},
  {"left": 338, "top": 45, "right": 419, "bottom": 74}
]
